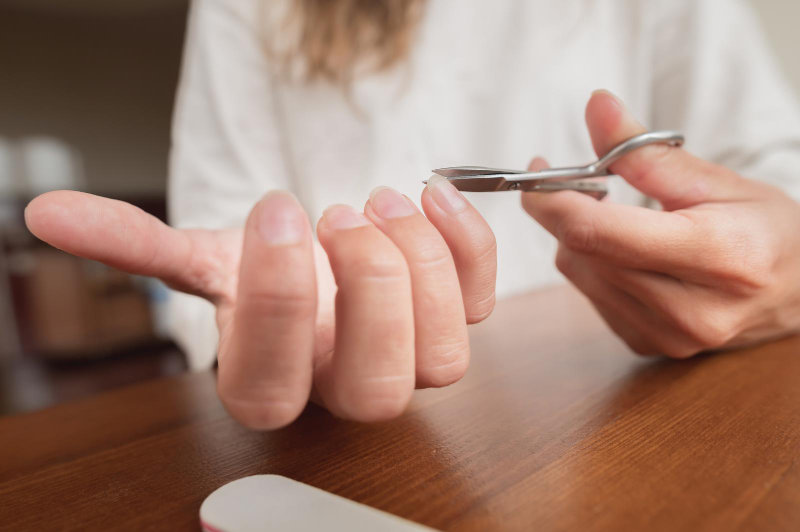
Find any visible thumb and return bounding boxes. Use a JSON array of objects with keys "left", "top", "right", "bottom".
[{"left": 586, "top": 90, "right": 744, "bottom": 211}]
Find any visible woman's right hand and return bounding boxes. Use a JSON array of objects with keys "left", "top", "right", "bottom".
[{"left": 24, "top": 179, "right": 497, "bottom": 429}]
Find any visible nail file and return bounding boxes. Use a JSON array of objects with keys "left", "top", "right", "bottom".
[{"left": 200, "top": 475, "right": 436, "bottom": 532}]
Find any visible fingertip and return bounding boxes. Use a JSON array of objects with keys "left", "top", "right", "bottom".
[
  {"left": 587, "top": 89, "right": 622, "bottom": 121},
  {"left": 586, "top": 90, "right": 624, "bottom": 142},
  {"left": 363, "top": 199, "right": 376, "bottom": 222},
  {"left": 321, "top": 204, "right": 371, "bottom": 227},
  {"left": 586, "top": 90, "right": 647, "bottom": 156},
  {"left": 465, "top": 292, "right": 495, "bottom": 324},
  {"left": 249, "top": 190, "right": 310, "bottom": 246},
  {"left": 219, "top": 391, "right": 307, "bottom": 431},
  {"left": 24, "top": 193, "right": 49, "bottom": 238},
  {"left": 419, "top": 186, "right": 436, "bottom": 216},
  {"left": 250, "top": 190, "right": 304, "bottom": 220},
  {"left": 361, "top": 199, "right": 385, "bottom": 228},
  {"left": 332, "top": 379, "right": 414, "bottom": 423},
  {"left": 260, "top": 189, "right": 300, "bottom": 204},
  {"left": 316, "top": 204, "right": 372, "bottom": 245},
  {"left": 24, "top": 190, "right": 88, "bottom": 244},
  {"left": 526, "top": 156, "right": 550, "bottom": 172},
  {"left": 424, "top": 174, "right": 448, "bottom": 189},
  {"left": 589, "top": 88, "right": 621, "bottom": 106},
  {"left": 423, "top": 175, "right": 469, "bottom": 216},
  {"left": 368, "top": 186, "right": 418, "bottom": 220}
]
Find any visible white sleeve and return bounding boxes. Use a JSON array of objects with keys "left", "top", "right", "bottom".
[
  {"left": 649, "top": 0, "right": 800, "bottom": 201},
  {"left": 167, "top": 0, "right": 290, "bottom": 369}
]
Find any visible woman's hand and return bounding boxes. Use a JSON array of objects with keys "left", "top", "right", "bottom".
[
  {"left": 523, "top": 91, "right": 800, "bottom": 358},
  {"left": 25, "top": 183, "right": 496, "bottom": 429}
]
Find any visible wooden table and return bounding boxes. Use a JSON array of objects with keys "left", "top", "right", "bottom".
[{"left": 2, "top": 286, "right": 799, "bottom": 531}]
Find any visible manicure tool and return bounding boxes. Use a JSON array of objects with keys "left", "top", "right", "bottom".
[{"left": 427, "top": 131, "right": 684, "bottom": 200}]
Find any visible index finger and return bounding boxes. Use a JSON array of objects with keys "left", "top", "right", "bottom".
[
  {"left": 24, "top": 190, "right": 227, "bottom": 300},
  {"left": 521, "top": 187, "right": 717, "bottom": 281}
]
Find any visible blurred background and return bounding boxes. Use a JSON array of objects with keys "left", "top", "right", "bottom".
[{"left": 0, "top": 0, "right": 798, "bottom": 416}]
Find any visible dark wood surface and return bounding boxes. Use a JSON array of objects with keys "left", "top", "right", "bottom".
[
  {"left": 0, "top": 340, "right": 186, "bottom": 416},
  {"left": 1, "top": 285, "right": 799, "bottom": 531}
]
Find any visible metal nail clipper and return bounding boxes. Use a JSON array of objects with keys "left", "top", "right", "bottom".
[{"left": 427, "top": 131, "right": 685, "bottom": 200}]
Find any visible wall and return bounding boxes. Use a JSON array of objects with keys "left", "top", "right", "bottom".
[
  {"left": 0, "top": 4, "right": 188, "bottom": 197},
  {"left": 749, "top": 0, "right": 800, "bottom": 94},
  {"left": 0, "top": 2, "right": 797, "bottom": 198}
]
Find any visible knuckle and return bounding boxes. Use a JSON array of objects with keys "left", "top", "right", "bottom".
[
  {"left": 717, "top": 250, "right": 774, "bottom": 294},
  {"left": 412, "top": 244, "right": 453, "bottom": 272},
  {"left": 699, "top": 218, "right": 775, "bottom": 293},
  {"left": 471, "top": 231, "right": 498, "bottom": 265},
  {"left": 559, "top": 218, "right": 597, "bottom": 255},
  {"left": 240, "top": 289, "right": 317, "bottom": 320},
  {"left": 344, "top": 252, "right": 409, "bottom": 282}
]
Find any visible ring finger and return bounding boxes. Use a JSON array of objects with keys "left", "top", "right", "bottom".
[
  {"left": 316, "top": 205, "right": 416, "bottom": 422},
  {"left": 366, "top": 187, "right": 470, "bottom": 388}
]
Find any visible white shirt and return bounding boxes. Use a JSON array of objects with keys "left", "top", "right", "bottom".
[{"left": 169, "top": 0, "right": 800, "bottom": 369}]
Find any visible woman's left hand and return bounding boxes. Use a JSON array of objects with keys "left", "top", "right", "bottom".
[{"left": 522, "top": 91, "right": 800, "bottom": 358}]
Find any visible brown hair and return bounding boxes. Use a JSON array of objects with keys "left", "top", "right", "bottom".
[{"left": 266, "top": 0, "right": 426, "bottom": 85}]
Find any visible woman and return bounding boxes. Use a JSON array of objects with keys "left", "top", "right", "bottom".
[{"left": 25, "top": 0, "right": 800, "bottom": 429}]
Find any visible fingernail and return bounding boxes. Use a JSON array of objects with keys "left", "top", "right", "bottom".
[
  {"left": 322, "top": 204, "right": 371, "bottom": 230},
  {"left": 426, "top": 175, "right": 468, "bottom": 214},
  {"left": 256, "top": 191, "right": 306, "bottom": 245},
  {"left": 369, "top": 186, "right": 417, "bottom": 219}
]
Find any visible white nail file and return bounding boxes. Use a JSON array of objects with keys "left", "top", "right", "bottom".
[{"left": 200, "top": 475, "right": 436, "bottom": 532}]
